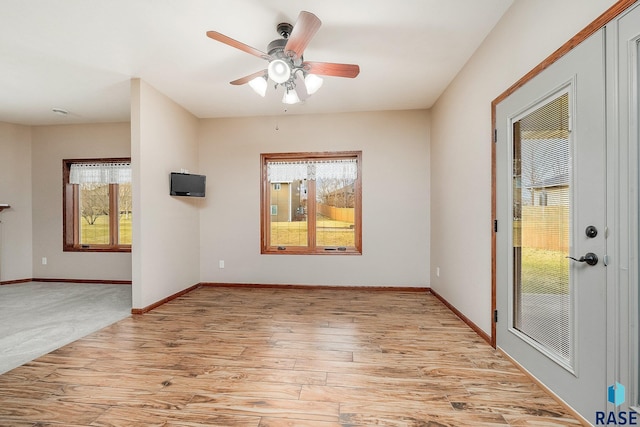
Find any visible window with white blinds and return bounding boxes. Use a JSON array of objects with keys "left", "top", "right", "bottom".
[{"left": 512, "top": 91, "right": 573, "bottom": 365}]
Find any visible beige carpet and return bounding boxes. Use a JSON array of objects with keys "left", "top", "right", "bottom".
[{"left": 0, "top": 281, "right": 131, "bottom": 374}]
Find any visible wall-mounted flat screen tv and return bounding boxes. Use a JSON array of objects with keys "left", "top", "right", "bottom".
[{"left": 170, "top": 172, "right": 206, "bottom": 197}]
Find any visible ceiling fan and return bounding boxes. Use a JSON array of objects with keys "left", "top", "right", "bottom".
[{"left": 206, "top": 11, "right": 360, "bottom": 104}]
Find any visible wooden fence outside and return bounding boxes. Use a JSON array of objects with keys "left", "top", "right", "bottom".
[
  {"left": 513, "top": 205, "right": 569, "bottom": 252},
  {"left": 317, "top": 204, "right": 355, "bottom": 224}
]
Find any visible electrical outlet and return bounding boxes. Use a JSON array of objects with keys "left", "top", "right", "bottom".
[
  {"left": 42, "top": 257, "right": 47, "bottom": 265},
  {"left": 436, "top": 267, "right": 440, "bottom": 277},
  {"left": 219, "top": 260, "right": 224, "bottom": 269}
]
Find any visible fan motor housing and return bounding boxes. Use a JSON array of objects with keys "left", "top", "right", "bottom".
[
  {"left": 277, "top": 22, "right": 293, "bottom": 38},
  {"left": 267, "top": 38, "right": 287, "bottom": 58},
  {"left": 267, "top": 38, "right": 303, "bottom": 66}
]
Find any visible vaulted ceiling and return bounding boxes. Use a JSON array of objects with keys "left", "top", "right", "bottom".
[{"left": 1, "top": 0, "right": 513, "bottom": 125}]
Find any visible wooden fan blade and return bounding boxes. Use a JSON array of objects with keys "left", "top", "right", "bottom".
[
  {"left": 230, "top": 70, "right": 267, "bottom": 85},
  {"left": 302, "top": 61, "right": 360, "bottom": 78},
  {"left": 284, "top": 11, "right": 321, "bottom": 59},
  {"left": 206, "top": 31, "right": 271, "bottom": 60}
]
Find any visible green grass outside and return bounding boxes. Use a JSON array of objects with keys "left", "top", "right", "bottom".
[
  {"left": 520, "top": 247, "right": 569, "bottom": 294},
  {"left": 270, "top": 219, "right": 355, "bottom": 247},
  {"left": 81, "top": 214, "right": 132, "bottom": 245},
  {"left": 83, "top": 216, "right": 564, "bottom": 293},
  {"left": 82, "top": 215, "right": 353, "bottom": 247},
  {"left": 81, "top": 216, "right": 566, "bottom": 295}
]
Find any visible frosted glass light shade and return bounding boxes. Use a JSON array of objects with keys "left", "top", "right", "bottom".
[
  {"left": 268, "top": 59, "right": 291, "bottom": 84},
  {"left": 248, "top": 76, "right": 267, "bottom": 97},
  {"left": 282, "top": 89, "right": 301, "bottom": 104},
  {"left": 304, "top": 74, "right": 323, "bottom": 94}
]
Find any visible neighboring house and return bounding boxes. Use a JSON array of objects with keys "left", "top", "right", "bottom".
[
  {"left": 527, "top": 172, "right": 569, "bottom": 207},
  {"left": 520, "top": 138, "right": 570, "bottom": 207},
  {"left": 270, "top": 180, "right": 355, "bottom": 223},
  {"left": 270, "top": 180, "right": 306, "bottom": 222}
]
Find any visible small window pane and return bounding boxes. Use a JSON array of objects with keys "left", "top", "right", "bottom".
[
  {"left": 270, "top": 181, "right": 308, "bottom": 247},
  {"left": 119, "top": 183, "right": 132, "bottom": 245},
  {"left": 315, "top": 176, "right": 356, "bottom": 247},
  {"left": 79, "top": 183, "right": 110, "bottom": 245}
]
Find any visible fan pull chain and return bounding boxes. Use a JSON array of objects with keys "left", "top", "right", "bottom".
[{"left": 275, "top": 108, "right": 288, "bottom": 131}]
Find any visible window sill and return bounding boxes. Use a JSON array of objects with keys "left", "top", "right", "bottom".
[
  {"left": 262, "top": 247, "right": 362, "bottom": 255},
  {"left": 64, "top": 246, "right": 132, "bottom": 253}
]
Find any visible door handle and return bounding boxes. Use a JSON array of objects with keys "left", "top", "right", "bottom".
[{"left": 566, "top": 252, "right": 598, "bottom": 266}]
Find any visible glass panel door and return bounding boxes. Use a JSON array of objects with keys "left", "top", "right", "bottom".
[
  {"left": 496, "top": 29, "right": 607, "bottom": 420},
  {"left": 512, "top": 92, "right": 573, "bottom": 367}
]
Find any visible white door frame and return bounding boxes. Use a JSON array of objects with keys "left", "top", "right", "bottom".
[{"left": 605, "top": 2, "right": 640, "bottom": 411}]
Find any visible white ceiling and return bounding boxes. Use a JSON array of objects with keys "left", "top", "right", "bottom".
[{"left": 0, "top": 0, "right": 513, "bottom": 126}]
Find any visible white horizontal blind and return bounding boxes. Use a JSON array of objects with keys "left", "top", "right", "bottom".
[
  {"left": 69, "top": 162, "right": 131, "bottom": 184},
  {"left": 267, "top": 159, "right": 357, "bottom": 182},
  {"left": 513, "top": 92, "right": 572, "bottom": 365}
]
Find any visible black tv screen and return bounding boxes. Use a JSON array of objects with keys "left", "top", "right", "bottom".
[{"left": 170, "top": 172, "right": 206, "bottom": 197}]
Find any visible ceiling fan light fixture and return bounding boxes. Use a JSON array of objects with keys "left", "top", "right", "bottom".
[
  {"left": 248, "top": 75, "right": 268, "bottom": 97},
  {"left": 304, "top": 74, "right": 323, "bottom": 95},
  {"left": 282, "top": 88, "right": 301, "bottom": 105},
  {"left": 268, "top": 59, "right": 291, "bottom": 84},
  {"left": 207, "top": 11, "right": 359, "bottom": 105}
]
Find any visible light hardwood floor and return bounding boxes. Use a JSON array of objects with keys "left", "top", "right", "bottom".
[{"left": 0, "top": 287, "right": 581, "bottom": 426}]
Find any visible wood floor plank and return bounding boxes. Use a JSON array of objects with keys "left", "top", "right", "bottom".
[
  {"left": 180, "top": 366, "right": 327, "bottom": 387},
  {"left": 294, "top": 358, "right": 422, "bottom": 378},
  {"left": 177, "top": 354, "right": 298, "bottom": 372},
  {"left": 240, "top": 346, "right": 353, "bottom": 362},
  {"left": 503, "top": 414, "right": 582, "bottom": 426},
  {"left": 0, "top": 287, "right": 583, "bottom": 426},
  {"left": 165, "top": 376, "right": 303, "bottom": 400},
  {"left": 339, "top": 408, "right": 510, "bottom": 427},
  {"left": 258, "top": 417, "right": 343, "bottom": 427},
  {"left": 185, "top": 394, "right": 340, "bottom": 422},
  {"left": 0, "top": 396, "right": 107, "bottom": 425},
  {"left": 299, "top": 383, "right": 451, "bottom": 408},
  {"left": 91, "top": 406, "right": 261, "bottom": 427}
]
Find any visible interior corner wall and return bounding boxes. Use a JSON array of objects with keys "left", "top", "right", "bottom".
[
  {"left": 429, "top": 0, "right": 618, "bottom": 334},
  {"left": 130, "top": 79, "right": 200, "bottom": 309},
  {"left": 198, "top": 110, "right": 430, "bottom": 287},
  {"left": 30, "top": 122, "right": 131, "bottom": 281},
  {"left": 0, "top": 122, "right": 32, "bottom": 281}
]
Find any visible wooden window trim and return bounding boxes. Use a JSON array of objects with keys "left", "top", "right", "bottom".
[
  {"left": 260, "top": 151, "right": 362, "bottom": 255},
  {"left": 62, "top": 158, "right": 132, "bottom": 253}
]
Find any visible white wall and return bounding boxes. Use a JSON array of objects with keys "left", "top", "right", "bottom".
[
  {"left": 0, "top": 122, "right": 32, "bottom": 281},
  {"left": 30, "top": 123, "right": 131, "bottom": 281},
  {"left": 430, "top": 0, "right": 618, "bottom": 334},
  {"left": 198, "top": 110, "right": 430, "bottom": 287},
  {"left": 131, "top": 79, "right": 200, "bottom": 309}
]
